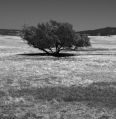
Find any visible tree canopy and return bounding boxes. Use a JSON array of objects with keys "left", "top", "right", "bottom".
[{"left": 21, "top": 20, "right": 91, "bottom": 55}]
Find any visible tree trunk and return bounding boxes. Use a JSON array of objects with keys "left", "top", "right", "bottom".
[
  {"left": 55, "top": 45, "right": 60, "bottom": 54},
  {"left": 53, "top": 45, "right": 61, "bottom": 56}
]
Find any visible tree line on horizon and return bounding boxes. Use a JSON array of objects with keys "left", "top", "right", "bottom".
[
  {"left": 0, "top": 26, "right": 116, "bottom": 36},
  {"left": 78, "top": 27, "right": 116, "bottom": 36}
]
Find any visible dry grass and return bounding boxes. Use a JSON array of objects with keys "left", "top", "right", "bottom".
[{"left": 0, "top": 35, "right": 116, "bottom": 118}]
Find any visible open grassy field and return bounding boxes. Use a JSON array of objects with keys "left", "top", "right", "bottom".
[{"left": 0, "top": 35, "right": 116, "bottom": 119}]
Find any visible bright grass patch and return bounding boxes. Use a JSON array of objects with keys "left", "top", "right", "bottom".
[{"left": 0, "top": 35, "right": 116, "bottom": 118}]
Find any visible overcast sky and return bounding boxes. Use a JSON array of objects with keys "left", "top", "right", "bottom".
[{"left": 0, "top": 0, "right": 116, "bottom": 31}]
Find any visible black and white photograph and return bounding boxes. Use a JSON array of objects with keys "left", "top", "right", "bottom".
[{"left": 0, "top": 0, "right": 116, "bottom": 119}]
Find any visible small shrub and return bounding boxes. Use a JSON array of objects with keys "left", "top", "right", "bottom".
[{"left": 74, "top": 34, "right": 91, "bottom": 49}]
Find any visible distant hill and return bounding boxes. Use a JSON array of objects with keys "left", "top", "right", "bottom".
[
  {"left": 0, "top": 29, "right": 21, "bottom": 36},
  {"left": 78, "top": 27, "right": 116, "bottom": 36},
  {"left": 0, "top": 27, "right": 116, "bottom": 36}
]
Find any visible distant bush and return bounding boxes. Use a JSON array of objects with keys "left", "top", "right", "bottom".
[
  {"left": 74, "top": 34, "right": 91, "bottom": 49},
  {"left": 21, "top": 20, "right": 91, "bottom": 55}
]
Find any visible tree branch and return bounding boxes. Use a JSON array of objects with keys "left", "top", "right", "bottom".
[
  {"left": 49, "top": 48, "right": 54, "bottom": 53},
  {"left": 39, "top": 48, "right": 51, "bottom": 54}
]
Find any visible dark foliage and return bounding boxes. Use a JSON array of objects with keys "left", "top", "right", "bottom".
[
  {"left": 74, "top": 34, "right": 91, "bottom": 48},
  {"left": 21, "top": 20, "right": 91, "bottom": 55}
]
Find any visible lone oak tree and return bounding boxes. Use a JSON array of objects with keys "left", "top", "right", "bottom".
[{"left": 21, "top": 20, "right": 91, "bottom": 55}]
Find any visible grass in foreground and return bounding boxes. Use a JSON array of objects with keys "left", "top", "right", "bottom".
[
  {"left": 0, "top": 82, "right": 116, "bottom": 119},
  {"left": 1, "top": 35, "right": 116, "bottom": 118}
]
